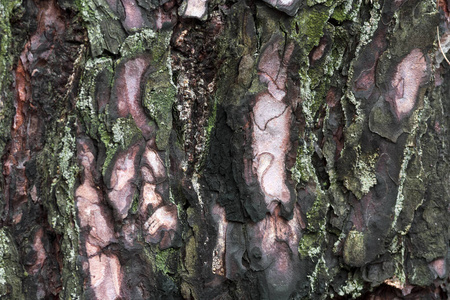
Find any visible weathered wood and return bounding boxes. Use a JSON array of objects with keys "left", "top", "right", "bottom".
[{"left": 0, "top": 0, "right": 449, "bottom": 299}]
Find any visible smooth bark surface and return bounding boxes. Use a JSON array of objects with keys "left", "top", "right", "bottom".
[{"left": 0, "top": 0, "right": 449, "bottom": 299}]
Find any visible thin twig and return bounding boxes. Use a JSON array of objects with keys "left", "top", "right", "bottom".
[{"left": 437, "top": 26, "right": 450, "bottom": 66}]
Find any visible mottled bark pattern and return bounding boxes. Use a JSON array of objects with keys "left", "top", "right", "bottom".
[{"left": 1, "top": 0, "right": 450, "bottom": 299}]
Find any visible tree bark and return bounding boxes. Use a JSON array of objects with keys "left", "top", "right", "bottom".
[{"left": 0, "top": 0, "right": 449, "bottom": 299}]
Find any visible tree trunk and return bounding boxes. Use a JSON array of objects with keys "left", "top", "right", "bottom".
[{"left": 1, "top": 0, "right": 449, "bottom": 299}]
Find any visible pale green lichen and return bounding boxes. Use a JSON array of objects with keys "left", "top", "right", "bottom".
[
  {"left": 142, "top": 60, "right": 177, "bottom": 150},
  {"left": 392, "top": 96, "right": 431, "bottom": 232},
  {"left": 0, "top": 228, "right": 24, "bottom": 299},
  {"left": 0, "top": 0, "right": 22, "bottom": 217},
  {"left": 197, "top": 97, "right": 218, "bottom": 172},
  {"left": 355, "top": 0, "right": 380, "bottom": 51},
  {"left": 0, "top": 0, "right": 21, "bottom": 87},
  {"left": 120, "top": 29, "right": 155, "bottom": 56},
  {"left": 76, "top": 0, "right": 123, "bottom": 56},
  {"left": 77, "top": 57, "right": 144, "bottom": 175},
  {"left": 58, "top": 125, "right": 79, "bottom": 190},
  {"left": 307, "top": 255, "right": 329, "bottom": 295},
  {"left": 291, "top": 137, "right": 320, "bottom": 184},
  {"left": 39, "top": 120, "right": 84, "bottom": 299},
  {"left": 337, "top": 273, "right": 364, "bottom": 298},
  {"left": 388, "top": 235, "right": 407, "bottom": 287},
  {"left": 102, "top": 115, "right": 143, "bottom": 174},
  {"left": 298, "top": 231, "right": 324, "bottom": 259},
  {"left": 76, "top": 57, "right": 113, "bottom": 139},
  {"left": 343, "top": 145, "right": 378, "bottom": 199}
]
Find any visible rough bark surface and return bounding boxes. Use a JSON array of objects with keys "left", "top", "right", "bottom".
[{"left": 0, "top": 0, "right": 450, "bottom": 299}]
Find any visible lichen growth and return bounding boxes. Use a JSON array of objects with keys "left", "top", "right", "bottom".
[
  {"left": 337, "top": 273, "right": 364, "bottom": 298},
  {"left": 307, "top": 255, "right": 330, "bottom": 295},
  {"left": 35, "top": 117, "right": 83, "bottom": 299},
  {"left": 290, "top": 7, "right": 333, "bottom": 54},
  {"left": 77, "top": 57, "right": 144, "bottom": 175},
  {"left": 140, "top": 32, "right": 177, "bottom": 150},
  {"left": 0, "top": 0, "right": 21, "bottom": 217},
  {"left": 343, "top": 146, "right": 378, "bottom": 199},
  {"left": 119, "top": 29, "right": 166, "bottom": 59},
  {"left": 298, "top": 231, "right": 324, "bottom": 259},
  {"left": 388, "top": 235, "right": 407, "bottom": 287},
  {"left": 76, "top": 0, "right": 124, "bottom": 56},
  {"left": 0, "top": 228, "right": 24, "bottom": 299},
  {"left": 392, "top": 96, "right": 431, "bottom": 232}
]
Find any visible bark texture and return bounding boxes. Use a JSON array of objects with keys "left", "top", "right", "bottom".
[{"left": 1, "top": 0, "right": 450, "bottom": 299}]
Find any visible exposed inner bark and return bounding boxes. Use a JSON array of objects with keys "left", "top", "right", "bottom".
[{"left": 1, "top": 0, "right": 449, "bottom": 299}]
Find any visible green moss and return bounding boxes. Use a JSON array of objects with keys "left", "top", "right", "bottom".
[
  {"left": 154, "top": 247, "right": 177, "bottom": 275},
  {"left": 290, "top": 6, "right": 332, "bottom": 54},
  {"left": 184, "top": 234, "right": 198, "bottom": 277},
  {"left": 331, "top": 5, "right": 351, "bottom": 22}
]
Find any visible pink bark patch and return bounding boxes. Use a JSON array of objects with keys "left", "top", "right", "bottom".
[
  {"left": 246, "top": 207, "right": 302, "bottom": 292},
  {"left": 138, "top": 141, "right": 179, "bottom": 249},
  {"left": 182, "top": 0, "right": 208, "bottom": 19},
  {"left": 251, "top": 41, "right": 294, "bottom": 213},
  {"left": 310, "top": 37, "right": 327, "bottom": 63},
  {"left": 28, "top": 228, "right": 46, "bottom": 275},
  {"left": 122, "top": 0, "right": 145, "bottom": 31},
  {"left": 115, "top": 57, "right": 154, "bottom": 138},
  {"left": 276, "top": 0, "right": 295, "bottom": 6},
  {"left": 76, "top": 139, "right": 124, "bottom": 297},
  {"left": 252, "top": 95, "right": 287, "bottom": 130},
  {"left": 122, "top": 221, "right": 137, "bottom": 247},
  {"left": 109, "top": 144, "right": 140, "bottom": 219},
  {"left": 144, "top": 205, "right": 178, "bottom": 238},
  {"left": 142, "top": 147, "right": 166, "bottom": 181},
  {"left": 76, "top": 140, "right": 116, "bottom": 249},
  {"left": 429, "top": 258, "right": 446, "bottom": 278},
  {"left": 211, "top": 204, "right": 228, "bottom": 276},
  {"left": 140, "top": 182, "right": 163, "bottom": 213},
  {"left": 262, "top": 0, "right": 297, "bottom": 15},
  {"left": 88, "top": 254, "right": 123, "bottom": 299},
  {"left": 29, "top": 0, "right": 65, "bottom": 53},
  {"left": 257, "top": 42, "right": 293, "bottom": 101},
  {"left": 388, "top": 49, "right": 428, "bottom": 120},
  {"left": 78, "top": 199, "right": 115, "bottom": 248},
  {"left": 156, "top": 6, "right": 175, "bottom": 29},
  {"left": 354, "top": 67, "right": 375, "bottom": 92}
]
